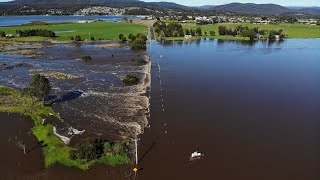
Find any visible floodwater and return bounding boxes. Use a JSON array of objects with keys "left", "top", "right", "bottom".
[
  {"left": 0, "top": 42, "right": 151, "bottom": 141},
  {"left": 1, "top": 38, "right": 320, "bottom": 179},
  {"left": 0, "top": 15, "right": 140, "bottom": 27},
  {"left": 137, "top": 39, "right": 320, "bottom": 180}
]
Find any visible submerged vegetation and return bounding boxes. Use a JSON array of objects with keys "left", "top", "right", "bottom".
[
  {"left": 3, "top": 62, "right": 32, "bottom": 70},
  {"left": 123, "top": 75, "right": 140, "bottom": 86},
  {"left": 70, "top": 138, "right": 129, "bottom": 165},
  {"left": 119, "top": 33, "right": 148, "bottom": 50},
  {"left": 80, "top": 55, "right": 93, "bottom": 61},
  {"left": 0, "top": 83, "right": 130, "bottom": 170},
  {"left": 40, "top": 72, "right": 79, "bottom": 80}
]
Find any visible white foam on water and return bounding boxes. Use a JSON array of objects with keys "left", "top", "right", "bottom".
[
  {"left": 68, "top": 127, "right": 85, "bottom": 135},
  {"left": 53, "top": 126, "right": 72, "bottom": 145}
]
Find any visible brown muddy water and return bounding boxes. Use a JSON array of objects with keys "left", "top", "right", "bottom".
[
  {"left": 137, "top": 39, "right": 320, "bottom": 180},
  {"left": 1, "top": 39, "right": 320, "bottom": 180}
]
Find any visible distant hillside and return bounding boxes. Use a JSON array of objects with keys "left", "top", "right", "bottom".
[
  {"left": 0, "top": 0, "right": 319, "bottom": 16},
  {"left": 209, "top": 3, "right": 291, "bottom": 15},
  {"left": 297, "top": 7, "right": 320, "bottom": 16},
  {"left": 0, "top": 0, "right": 190, "bottom": 15},
  {"left": 9, "top": 0, "right": 188, "bottom": 9}
]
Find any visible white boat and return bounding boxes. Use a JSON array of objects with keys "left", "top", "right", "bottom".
[{"left": 190, "top": 151, "right": 204, "bottom": 160}]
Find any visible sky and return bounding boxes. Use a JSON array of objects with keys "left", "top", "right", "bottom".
[{"left": 0, "top": 0, "right": 319, "bottom": 7}]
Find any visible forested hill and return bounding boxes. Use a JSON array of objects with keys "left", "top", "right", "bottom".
[
  {"left": 203, "top": 3, "right": 292, "bottom": 15},
  {"left": 0, "top": 0, "right": 319, "bottom": 16},
  {"left": 8, "top": 0, "right": 188, "bottom": 9}
]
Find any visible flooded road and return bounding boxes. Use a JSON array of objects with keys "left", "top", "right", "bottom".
[
  {"left": 0, "top": 39, "right": 319, "bottom": 179},
  {"left": 138, "top": 39, "right": 320, "bottom": 180}
]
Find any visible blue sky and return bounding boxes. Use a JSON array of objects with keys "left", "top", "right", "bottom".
[{"left": 0, "top": 0, "right": 319, "bottom": 6}]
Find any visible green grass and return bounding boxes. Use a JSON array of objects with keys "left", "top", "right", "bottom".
[
  {"left": 186, "top": 23, "right": 320, "bottom": 38},
  {"left": 0, "top": 85, "right": 130, "bottom": 170},
  {"left": 0, "top": 21, "right": 147, "bottom": 42},
  {"left": 161, "top": 23, "right": 320, "bottom": 41}
]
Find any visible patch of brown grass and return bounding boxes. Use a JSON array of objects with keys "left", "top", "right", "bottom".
[
  {"left": 40, "top": 72, "right": 79, "bottom": 80},
  {"left": 95, "top": 43, "right": 121, "bottom": 48}
]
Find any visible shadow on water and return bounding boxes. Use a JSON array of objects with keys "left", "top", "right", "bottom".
[
  {"left": 138, "top": 141, "right": 157, "bottom": 163},
  {"left": 48, "top": 90, "right": 83, "bottom": 104}
]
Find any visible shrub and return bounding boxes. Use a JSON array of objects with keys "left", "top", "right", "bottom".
[
  {"left": 0, "top": 31, "right": 5, "bottom": 38},
  {"left": 118, "top": 34, "right": 124, "bottom": 40},
  {"left": 131, "top": 38, "right": 146, "bottom": 50},
  {"left": 218, "top": 26, "right": 227, "bottom": 35},
  {"left": 70, "top": 138, "right": 129, "bottom": 164},
  {"left": 80, "top": 56, "right": 92, "bottom": 61},
  {"left": 70, "top": 139, "right": 105, "bottom": 162},
  {"left": 121, "top": 36, "right": 127, "bottom": 42},
  {"left": 90, "top": 37, "right": 95, "bottom": 41},
  {"left": 74, "top": 35, "right": 82, "bottom": 42},
  {"left": 209, "top": 31, "right": 216, "bottom": 36},
  {"left": 128, "top": 33, "right": 136, "bottom": 41},
  {"left": 123, "top": 75, "right": 139, "bottom": 86},
  {"left": 16, "top": 29, "right": 55, "bottom": 37}
]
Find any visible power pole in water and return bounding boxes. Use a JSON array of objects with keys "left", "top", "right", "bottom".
[
  {"left": 135, "top": 136, "right": 138, "bottom": 165},
  {"left": 133, "top": 136, "right": 138, "bottom": 177}
]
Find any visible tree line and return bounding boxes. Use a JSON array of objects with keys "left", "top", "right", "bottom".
[
  {"left": 118, "top": 33, "right": 148, "bottom": 50},
  {"left": 16, "top": 29, "right": 56, "bottom": 37},
  {"left": 153, "top": 21, "right": 184, "bottom": 39},
  {"left": 218, "top": 25, "right": 286, "bottom": 41}
]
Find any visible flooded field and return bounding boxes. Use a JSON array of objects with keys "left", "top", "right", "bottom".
[
  {"left": 137, "top": 39, "right": 320, "bottom": 180},
  {"left": 0, "top": 42, "right": 151, "bottom": 143},
  {"left": 1, "top": 38, "right": 319, "bottom": 179}
]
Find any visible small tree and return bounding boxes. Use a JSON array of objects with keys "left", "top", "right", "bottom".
[
  {"left": 74, "top": 35, "right": 82, "bottom": 42},
  {"left": 128, "top": 33, "right": 136, "bottom": 41},
  {"left": 119, "top": 34, "right": 124, "bottom": 40},
  {"left": 90, "top": 37, "right": 95, "bottom": 41},
  {"left": 0, "top": 31, "right": 5, "bottom": 38},
  {"left": 185, "top": 29, "right": 190, "bottom": 35},
  {"left": 121, "top": 36, "right": 127, "bottom": 42},
  {"left": 131, "top": 38, "right": 146, "bottom": 50},
  {"left": 26, "top": 74, "right": 51, "bottom": 102},
  {"left": 218, "top": 26, "right": 227, "bottom": 35},
  {"left": 209, "top": 31, "right": 216, "bottom": 36}
]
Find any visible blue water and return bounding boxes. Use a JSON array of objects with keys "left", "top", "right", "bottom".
[{"left": 0, "top": 15, "right": 140, "bottom": 26}]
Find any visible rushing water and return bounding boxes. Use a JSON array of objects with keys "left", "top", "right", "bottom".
[
  {"left": 1, "top": 38, "right": 319, "bottom": 179},
  {"left": 0, "top": 15, "right": 140, "bottom": 26}
]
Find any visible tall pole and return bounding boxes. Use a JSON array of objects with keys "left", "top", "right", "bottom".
[
  {"left": 135, "top": 136, "right": 138, "bottom": 165},
  {"left": 133, "top": 136, "right": 138, "bottom": 178}
]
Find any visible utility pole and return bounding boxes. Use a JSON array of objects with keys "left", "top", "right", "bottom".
[
  {"left": 133, "top": 136, "right": 138, "bottom": 177},
  {"left": 135, "top": 135, "right": 138, "bottom": 165}
]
